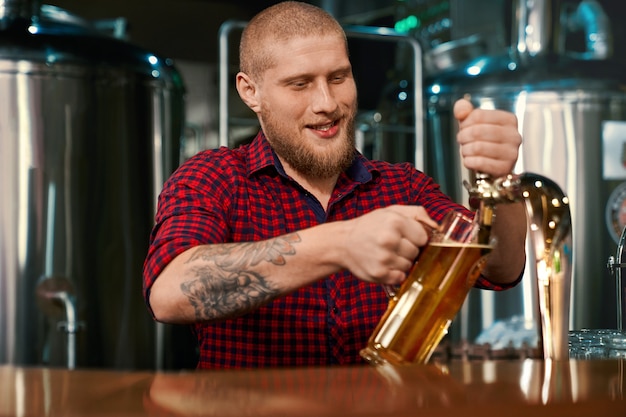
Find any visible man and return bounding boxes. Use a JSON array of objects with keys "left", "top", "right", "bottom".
[{"left": 143, "top": 1, "right": 526, "bottom": 369}]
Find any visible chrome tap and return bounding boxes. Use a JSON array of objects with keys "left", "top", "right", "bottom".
[
  {"left": 465, "top": 172, "right": 573, "bottom": 360},
  {"left": 36, "top": 276, "right": 84, "bottom": 369},
  {"left": 607, "top": 226, "right": 626, "bottom": 332}
]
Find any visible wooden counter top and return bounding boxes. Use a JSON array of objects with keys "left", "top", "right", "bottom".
[{"left": 1, "top": 360, "right": 625, "bottom": 416}]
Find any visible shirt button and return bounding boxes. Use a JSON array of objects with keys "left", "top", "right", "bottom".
[{"left": 332, "top": 307, "right": 339, "bottom": 314}]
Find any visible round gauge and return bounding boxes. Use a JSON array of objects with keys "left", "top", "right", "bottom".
[{"left": 605, "top": 181, "right": 626, "bottom": 244}]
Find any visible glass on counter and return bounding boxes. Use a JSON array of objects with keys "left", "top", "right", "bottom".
[{"left": 568, "top": 329, "right": 626, "bottom": 359}]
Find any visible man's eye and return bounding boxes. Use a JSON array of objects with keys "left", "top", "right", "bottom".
[{"left": 289, "top": 81, "right": 308, "bottom": 89}]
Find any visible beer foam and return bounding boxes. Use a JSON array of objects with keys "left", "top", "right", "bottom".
[{"left": 429, "top": 241, "right": 492, "bottom": 249}]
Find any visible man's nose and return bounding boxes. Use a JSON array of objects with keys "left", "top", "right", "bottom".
[{"left": 311, "top": 82, "right": 339, "bottom": 113}]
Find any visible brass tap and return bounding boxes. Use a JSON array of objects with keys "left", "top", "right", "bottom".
[{"left": 465, "top": 172, "right": 573, "bottom": 360}]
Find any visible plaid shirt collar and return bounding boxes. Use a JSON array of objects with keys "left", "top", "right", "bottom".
[{"left": 245, "top": 130, "right": 376, "bottom": 185}]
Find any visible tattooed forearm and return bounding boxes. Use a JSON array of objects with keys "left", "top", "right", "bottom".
[
  {"left": 181, "top": 267, "right": 277, "bottom": 320},
  {"left": 180, "top": 233, "right": 301, "bottom": 321},
  {"left": 186, "top": 233, "right": 301, "bottom": 270}
]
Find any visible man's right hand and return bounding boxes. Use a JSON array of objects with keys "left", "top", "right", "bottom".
[{"left": 338, "top": 205, "right": 437, "bottom": 285}]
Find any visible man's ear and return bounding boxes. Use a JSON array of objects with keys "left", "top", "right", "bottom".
[{"left": 235, "top": 72, "right": 261, "bottom": 113}]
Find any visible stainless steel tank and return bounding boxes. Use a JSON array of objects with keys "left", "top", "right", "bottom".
[{"left": 0, "top": 1, "right": 185, "bottom": 369}]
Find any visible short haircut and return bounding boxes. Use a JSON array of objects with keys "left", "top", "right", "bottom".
[{"left": 239, "top": 1, "right": 348, "bottom": 80}]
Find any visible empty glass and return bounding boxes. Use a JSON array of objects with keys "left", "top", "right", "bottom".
[{"left": 568, "top": 329, "right": 626, "bottom": 359}]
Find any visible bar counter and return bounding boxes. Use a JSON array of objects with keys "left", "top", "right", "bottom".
[{"left": 1, "top": 359, "right": 625, "bottom": 416}]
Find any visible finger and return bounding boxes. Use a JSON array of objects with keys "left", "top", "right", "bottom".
[
  {"left": 458, "top": 108, "right": 518, "bottom": 130},
  {"left": 453, "top": 98, "right": 474, "bottom": 123},
  {"left": 459, "top": 135, "right": 520, "bottom": 160},
  {"left": 386, "top": 206, "right": 437, "bottom": 245},
  {"left": 396, "top": 237, "right": 420, "bottom": 262},
  {"left": 412, "top": 206, "right": 438, "bottom": 231},
  {"left": 462, "top": 156, "right": 516, "bottom": 178},
  {"left": 386, "top": 205, "right": 437, "bottom": 226},
  {"left": 457, "top": 125, "right": 522, "bottom": 152},
  {"left": 380, "top": 269, "right": 408, "bottom": 286}
]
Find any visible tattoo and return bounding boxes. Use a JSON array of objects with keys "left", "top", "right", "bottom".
[{"left": 180, "top": 233, "right": 301, "bottom": 320}]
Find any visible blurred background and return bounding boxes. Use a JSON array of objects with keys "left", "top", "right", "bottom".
[{"left": 2, "top": 0, "right": 626, "bottom": 370}]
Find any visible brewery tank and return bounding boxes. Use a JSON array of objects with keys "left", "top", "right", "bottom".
[
  {"left": 0, "top": 1, "right": 185, "bottom": 369},
  {"left": 423, "top": 0, "right": 626, "bottom": 340}
]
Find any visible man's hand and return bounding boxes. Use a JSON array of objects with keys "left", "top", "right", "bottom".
[
  {"left": 454, "top": 98, "right": 522, "bottom": 178},
  {"left": 339, "top": 205, "right": 437, "bottom": 285}
]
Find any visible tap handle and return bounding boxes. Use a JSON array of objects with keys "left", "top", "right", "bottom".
[{"left": 464, "top": 173, "right": 522, "bottom": 208}]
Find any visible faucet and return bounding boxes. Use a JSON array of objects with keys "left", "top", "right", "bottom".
[
  {"left": 465, "top": 172, "right": 573, "bottom": 360},
  {"left": 36, "top": 276, "right": 84, "bottom": 369},
  {"left": 607, "top": 227, "right": 626, "bottom": 332}
]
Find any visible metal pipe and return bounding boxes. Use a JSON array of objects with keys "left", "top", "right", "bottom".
[
  {"left": 343, "top": 25, "right": 423, "bottom": 170},
  {"left": 218, "top": 20, "right": 247, "bottom": 148},
  {"left": 52, "top": 291, "right": 80, "bottom": 369}
]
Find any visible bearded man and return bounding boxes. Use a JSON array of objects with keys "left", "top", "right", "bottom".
[{"left": 143, "top": 1, "right": 526, "bottom": 369}]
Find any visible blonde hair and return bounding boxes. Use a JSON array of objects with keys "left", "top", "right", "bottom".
[{"left": 239, "top": 1, "right": 347, "bottom": 80}]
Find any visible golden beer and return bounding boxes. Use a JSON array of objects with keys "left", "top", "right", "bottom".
[{"left": 361, "top": 241, "right": 491, "bottom": 365}]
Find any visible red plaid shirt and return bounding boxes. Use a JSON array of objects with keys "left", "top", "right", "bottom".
[{"left": 143, "top": 132, "right": 515, "bottom": 369}]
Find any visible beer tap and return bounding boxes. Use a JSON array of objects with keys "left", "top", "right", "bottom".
[
  {"left": 464, "top": 171, "right": 573, "bottom": 360},
  {"left": 464, "top": 172, "right": 521, "bottom": 244}
]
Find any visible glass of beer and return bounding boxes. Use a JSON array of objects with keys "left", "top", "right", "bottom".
[{"left": 360, "top": 211, "right": 493, "bottom": 365}]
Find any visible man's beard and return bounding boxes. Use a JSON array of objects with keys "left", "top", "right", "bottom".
[{"left": 260, "top": 109, "right": 357, "bottom": 180}]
